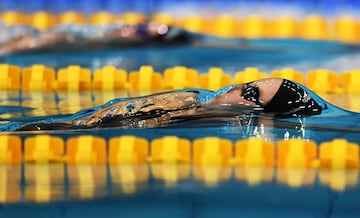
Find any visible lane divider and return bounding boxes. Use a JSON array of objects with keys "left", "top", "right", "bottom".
[
  {"left": 57, "top": 65, "right": 92, "bottom": 92},
  {"left": 24, "top": 135, "right": 64, "bottom": 163},
  {"left": 200, "top": 67, "right": 233, "bottom": 91},
  {"left": 307, "top": 69, "right": 342, "bottom": 94},
  {"left": 129, "top": 66, "right": 163, "bottom": 92},
  {"left": 234, "top": 67, "right": 268, "bottom": 84},
  {"left": 1, "top": 11, "right": 360, "bottom": 43},
  {"left": 0, "top": 135, "right": 22, "bottom": 164},
  {"left": 1, "top": 135, "right": 359, "bottom": 169},
  {"left": 234, "top": 137, "right": 275, "bottom": 167},
  {"left": 148, "top": 136, "right": 191, "bottom": 163},
  {"left": 67, "top": 135, "right": 106, "bottom": 164},
  {"left": 22, "top": 65, "right": 56, "bottom": 92},
  {"left": 277, "top": 139, "right": 317, "bottom": 168},
  {"left": 319, "top": 139, "right": 359, "bottom": 168},
  {"left": 270, "top": 68, "right": 305, "bottom": 85},
  {"left": 193, "top": 137, "right": 233, "bottom": 165},
  {"left": 342, "top": 70, "right": 360, "bottom": 94},
  {"left": 109, "top": 135, "right": 148, "bottom": 164},
  {"left": 163, "top": 66, "right": 198, "bottom": 90},
  {"left": 0, "top": 64, "right": 20, "bottom": 90},
  {"left": 0, "top": 64, "right": 359, "bottom": 94},
  {"left": 93, "top": 65, "right": 128, "bottom": 91}
]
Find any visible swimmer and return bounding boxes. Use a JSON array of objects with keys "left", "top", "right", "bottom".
[
  {"left": 0, "top": 23, "right": 189, "bottom": 56},
  {"left": 15, "top": 78, "right": 323, "bottom": 131}
]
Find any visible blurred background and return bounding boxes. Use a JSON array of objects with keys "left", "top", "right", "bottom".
[{"left": 0, "top": 0, "right": 359, "bottom": 18}]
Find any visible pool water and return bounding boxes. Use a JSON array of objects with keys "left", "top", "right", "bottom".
[
  {"left": 0, "top": 90, "right": 359, "bottom": 143},
  {"left": 3, "top": 41, "right": 360, "bottom": 73},
  {"left": 1, "top": 44, "right": 359, "bottom": 141},
  {"left": 1, "top": 41, "right": 360, "bottom": 217},
  {"left": 1, "top": 165, "right": 360, "bottom": 218}
]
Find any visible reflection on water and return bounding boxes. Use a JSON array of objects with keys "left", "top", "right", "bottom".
[
  {"left": 276, "top": 168, "right": 316, "bottom": 188},
  {"left": 24, "top": 164, "right": 65, "bottom": 202},
  {"left": 67, "top": 165, "right": 108, "bottom": 200},
  {"left": 21, "top": 92, "right": 57, "bottom": 116},
  {"left": 110, "top": 164, "right": 149, "bottom": 194},
  {"left": 0, "top": 165, "right": 21, "bottom": 203},
  {"left": 318, "top": 169, "right": 359, "bottom": 191},
  {"left": 151, "top": 164, "right": 191, "bottom": 187},
  {"left": 193, "top": 166, "right": 232, "bottom": 187},
  {"left": 236, "top": 166, "right": 274, "bottom": 186},
  {"left": 1, "top": 164, "right": 359, "bottom": 204}
]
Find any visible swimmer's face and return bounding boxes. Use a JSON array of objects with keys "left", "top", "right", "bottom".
[
  {"left": 210, "top": 77, "right": 323, "bottom": 117},
  {"left": 210, "top": 78, "right": 283, "bottom": 109}
]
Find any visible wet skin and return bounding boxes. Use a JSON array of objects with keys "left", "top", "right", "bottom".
[{"left": 15, "top": 78, "right": 327, "bottom": 131}]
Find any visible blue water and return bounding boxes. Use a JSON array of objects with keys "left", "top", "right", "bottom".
[
  {"left": 0, "top": 82, "right": 359, "bottom": 143},
  {"left": 1, "top": 165, "right": 360, "bottom": 218},
  {"left": 1, "top": 43, "right": 360, "bottom": 143},
  {"left": 3, "top": 40, "right": 360, "bottom": 73},
  {"left": 0, "top": 41, "right": 360, "bottom": 217},
  {"left": 1, "top": 0, "right": 360, "bottom": 217},
  {"left": 1, "top": 182, "right": 359, "bottom": 218}
]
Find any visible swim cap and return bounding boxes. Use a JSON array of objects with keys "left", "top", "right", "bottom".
[{"left": 263, "top": 79, "right": 322, "bottom": 117}]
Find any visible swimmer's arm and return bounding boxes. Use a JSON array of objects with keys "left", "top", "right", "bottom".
[{"left": 73, "top": 91, "right": 199, "bottom": 126}]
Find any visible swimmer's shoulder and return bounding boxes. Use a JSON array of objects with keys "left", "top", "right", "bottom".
[{"left": 184, "top": 85, "right": 236, "bottom": 104}]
